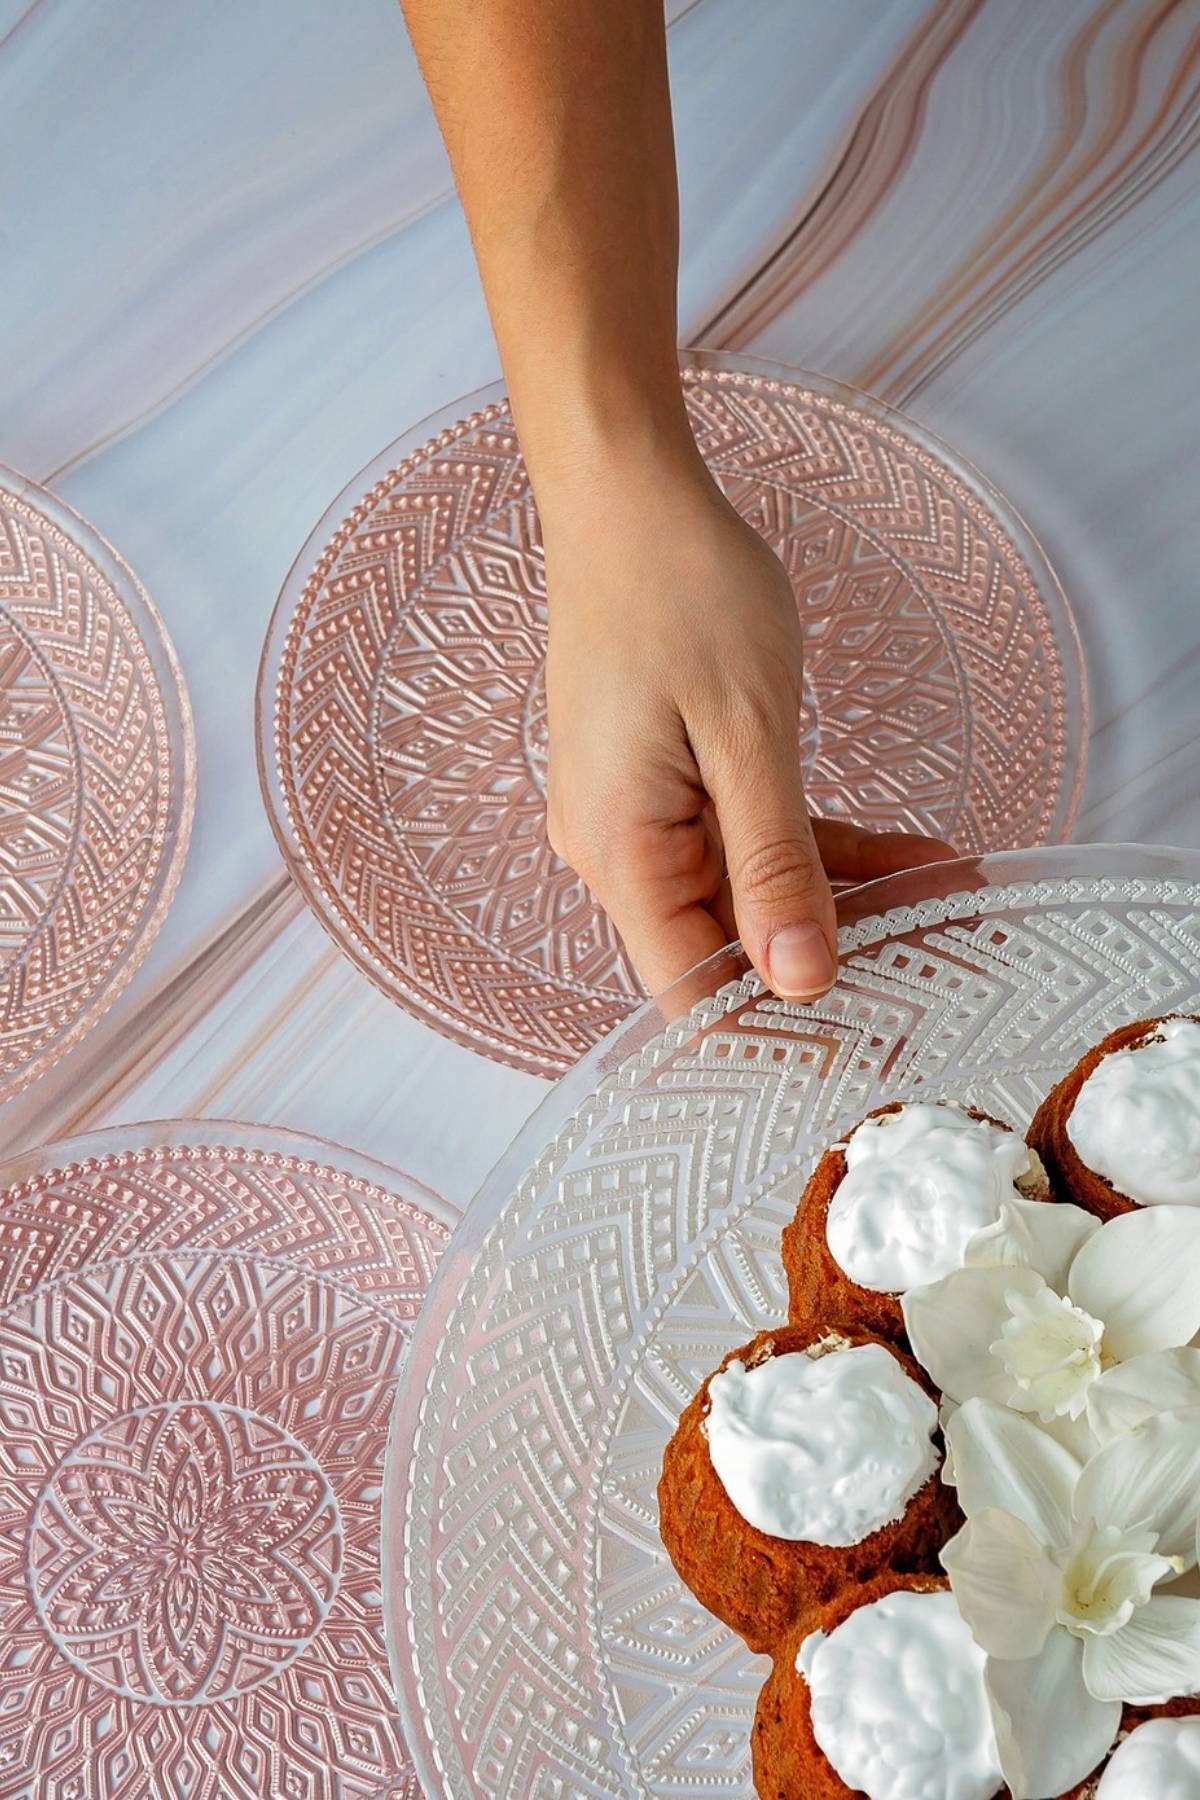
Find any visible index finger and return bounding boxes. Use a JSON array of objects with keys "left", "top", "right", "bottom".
[{"left": 588, "top": 812, "right": 729, "bottom": 999}]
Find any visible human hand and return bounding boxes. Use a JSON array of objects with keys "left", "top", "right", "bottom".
[{"left": 542, "top": 455, "right": 958, "bottom": 999}]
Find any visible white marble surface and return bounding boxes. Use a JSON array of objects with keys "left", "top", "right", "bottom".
[{"left": 1, "top": 0, "right": 1198, "bottom": 1210}]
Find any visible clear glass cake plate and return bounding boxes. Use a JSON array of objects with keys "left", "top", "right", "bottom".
[{"left": 384, "top": 844, "right": 1200, "bottom": 1798}]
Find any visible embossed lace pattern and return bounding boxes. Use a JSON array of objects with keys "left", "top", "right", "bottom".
[
  {"left": 267, "top": 365, "right": 1083, "bottom": 1076},
  {"left": 0, "top": 479, "right": 192, "bottom": 1100},
  {"left": 398, "top": 870, "right": 1200, "bottom": 1798},
  {"left": 0, "top": 1132, "right": 450, "bottom": 1799}
]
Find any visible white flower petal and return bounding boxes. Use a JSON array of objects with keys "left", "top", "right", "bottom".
[
  {"left": 939, "top": 1397, "right": 959, "bottom": 1485},
  {"left": 941, "top": 1510, "right": 1058, "bottom": 1659},
  {"left": 1085, "top": 1407, "right": 1200, "bottom": 1556},
  {"left": 986, "top": 1628, "right": 1121, "bottom": 1799},
  {"left": 1057, "top": 1524, "right": 1175, "bottom": 1638},
  {"left": 991, "top": 1284, "right": 1103, "bottom": 1423},
  {"left": 902, "top": 1265, "right": 1045, "bottom": 1404},
  {"left": 1087, "top": 1349, "right": 1200, "bottom": 1446},
  {"left": 1081, "top": 1594, "right": 1200, "bottom": 1704},
  {"left": 966, "top": 1193, "right": 1101, "bottom": 1290},
  {"left": 948, "top": 1398, "right": 1079, "bottom": 1547},
  {"left": 1073, "top": 1407, "right": 1200, "bottom": 1562},
  {"left": 1038, "top": 1407, "right": 1100, "bottom": 1465},
  {"left": 1068, "top": 1206, "right": 1200, "bottom": 1360}
]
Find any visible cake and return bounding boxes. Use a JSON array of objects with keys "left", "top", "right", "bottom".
[
  {"left": 657, "top": 1324, "right": 959, "bottom": 1652},
  {"left": 783, "top": 1101, "right": 1050, "bottom": 1343},
  {"left": 752, "top": 1577, "right": 1200, "bottom": 1799},
  {"left": 1028, "top": 1015, "right": 1200, "bottom": 1219},
  {"left": 659, "top": 1019, "right": 1200, "bottom": 1799},
  {"left": 752, "top": 1572, "right": 1006, "bottom": 1800}
]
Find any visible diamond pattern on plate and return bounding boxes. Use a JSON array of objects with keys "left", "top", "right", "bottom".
[
  {"left": 262, "top": 359, "right": 1084, "bottom": 1077},
  {"left": 0, "top": 1127, "right": 451, "bottom": 1799}
]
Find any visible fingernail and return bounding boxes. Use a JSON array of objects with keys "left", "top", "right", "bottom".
[{"left": 765, "top": 923, "right": 837, "bottom": 998}]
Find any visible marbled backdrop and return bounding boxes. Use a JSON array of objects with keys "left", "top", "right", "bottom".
[{"left": 0, "top": 0, "right": 1197, "bottom": 1208}]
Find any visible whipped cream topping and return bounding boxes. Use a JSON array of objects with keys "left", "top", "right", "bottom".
[
  {"left": 798, "top": 1590, "right": 1002, "bottom": 1800},
  {"left": 826, "top": 1103, "right": 1034, "bottom": 1292},
  {"left": 1068, "top": 1019, "right": 1200, "bottom": 1205},
  {"left": 703, "top": 1341, "right": 938, "bottom": 1544},
  {"left": 1095, "top": 1717, "right": 1200, "bottom": 1798}
]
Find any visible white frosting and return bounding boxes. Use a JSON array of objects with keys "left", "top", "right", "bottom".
[
  {"left": 1068, "top": 1019, "right": 1200, "bottom": 1205},
  {"left": 798, "top": 1590, "right": 1002, "bottom": 1800},
  {"left": 703, "top": 1341, "right": 938, "bottom": 1544},
  {"left": 826, "top": 1103, "right": 1034, "bottom": 1292},
  {"left": 1095, "top": 1717, "right": 1200, "bottom": 1798}
]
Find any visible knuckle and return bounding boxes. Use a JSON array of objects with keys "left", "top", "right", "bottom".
[
  {"left": 731, "top": 835, "right": 822, "bottom": 907},
  {"left": 706, "top": 684, "right": 802, "bottom": 778},
  {"left": 721, "top": 683, "right": 781, "bottom": 742}
]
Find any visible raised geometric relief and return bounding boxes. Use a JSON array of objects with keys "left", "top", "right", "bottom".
[
  {"left": 262, "top": 358, "right": 1084, "bottom": 1076},
  {"left": 0, "top": 472, "right": 193, "bottom": 1100},
  {"left": 0, "top": 1126, "right": 451, "bottom": 1799},
  {"left": 390, "top": 853, "right": 1200, "bottom": 1798}
]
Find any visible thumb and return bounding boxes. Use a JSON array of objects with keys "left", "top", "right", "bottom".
[{"left": 706, "top": 732, "right": 838, "bottom": 1001}]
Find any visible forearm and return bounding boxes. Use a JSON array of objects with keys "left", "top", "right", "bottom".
[
  {"left": 400, "top": 0, "right": 700, "bottom": 502},
  {"left": 400, "top": 0, "right": 951, "bottom": 1001}
]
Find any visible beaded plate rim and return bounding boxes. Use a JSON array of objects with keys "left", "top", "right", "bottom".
[
  {"left": 0, "top": 465, "right": 196, "bottom": 1101},
  {"left": 0, "top": 1114, "right": 456, "bottom": 1232}
]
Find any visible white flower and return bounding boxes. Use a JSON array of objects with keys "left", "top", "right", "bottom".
[
  {"left": 901, "top": 1199, "right": 1200, "bottom": 1451},
  {"left": 940, "top": 1398, "right": 1200, "bottom": 1798}
]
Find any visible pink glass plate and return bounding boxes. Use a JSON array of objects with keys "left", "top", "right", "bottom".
[
  {"left": 386, "top": 844, "right": 1200, "bottom": 1799},
  {"left": 259, "top": 351, "right": 1086, "bottom": 1078},
  {"left": 0, "top": 1119, "right": 455, "bottom": 1799},
  {"left": 0, "top": 468, "right": 194, "bottom": 1102}
]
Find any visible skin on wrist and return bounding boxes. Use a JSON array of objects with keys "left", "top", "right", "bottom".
[{"left": 533, "top": 419, "right": 716, "bottom": 538}]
